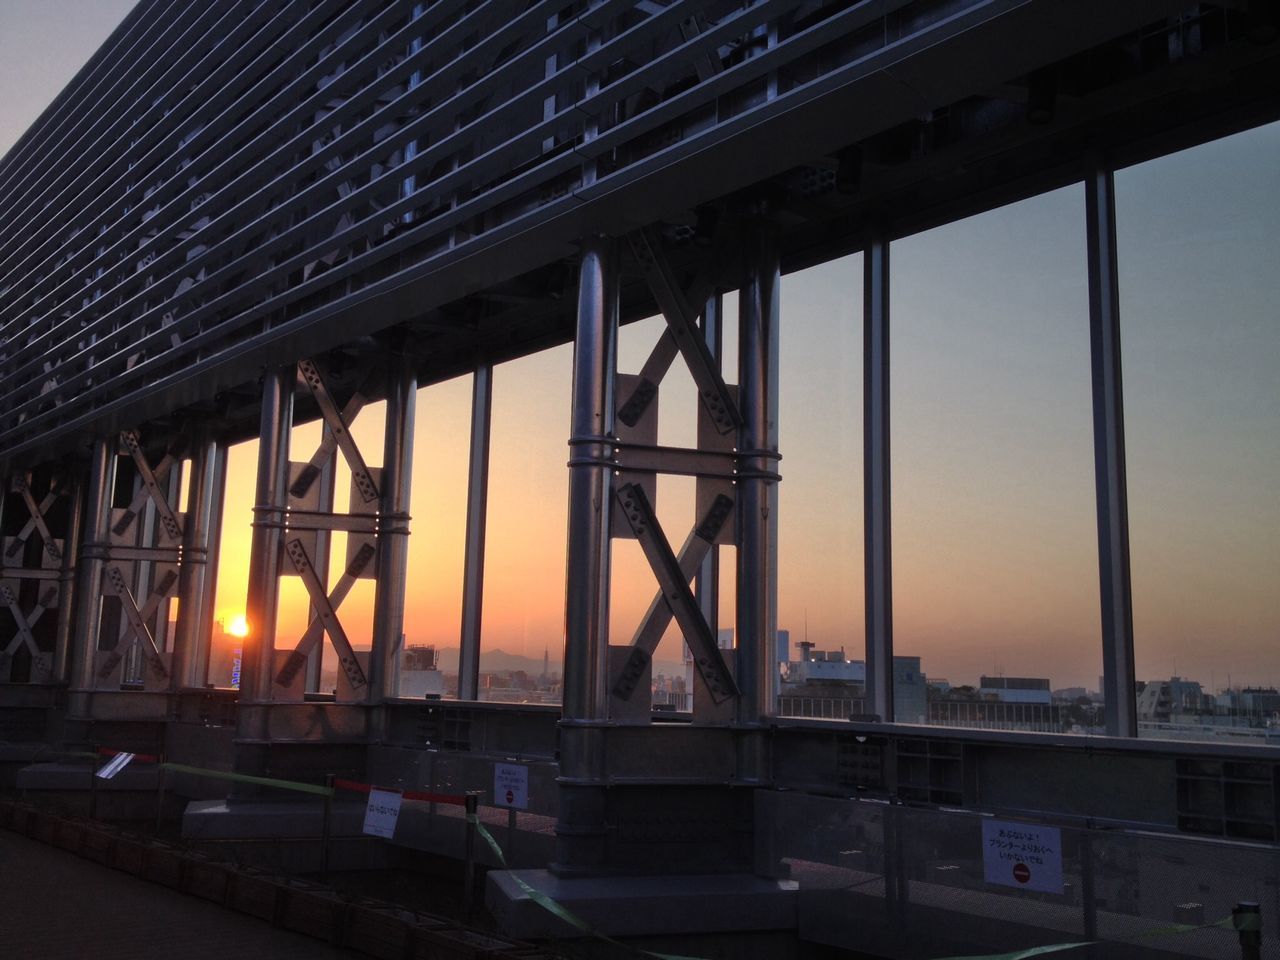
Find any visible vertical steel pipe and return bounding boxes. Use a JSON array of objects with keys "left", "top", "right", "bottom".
[
  {"left": 52, "top": 473, "right": 84, "bottom": 684},
  {"left": 736, "top": 224, "right": 780, "bottom": 727},
  {"left": 562, "top": 236, "right": 617, "bottom": 728},
  {"left": 1086, "top": 162, "right": 1138, "bottom": 738},
  {"left": 370, "top": 356, "right": 417, "bottom": 702},
  {"left": 70, "top": 437, "right": 115, "bottom": 691},
  {"left": 240, "top": 366, "right": 293, "bottom": 704},
  {"left": 194, "top": 443, "right": 228, "bottom": 689},
  {"left": 458, "top": 365, "right": 492, "bottom": 701},
  {"left": 695, "top": 294, "right": 723, "bottom": 641},
  {"left": 863, "top": 234, "right": 894, "bottom": 722},
  {"left": 172, "top": 432, "right": 218, "bottom": 690}
]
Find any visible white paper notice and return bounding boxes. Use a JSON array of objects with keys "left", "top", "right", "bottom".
[
  {"left": 494, "top": 763, "right": 528, "bottom": 809},
  {"left": 95, "top": 752, "right": 134, "bottom": 780},
  {"left": 981, "top": 819, "right": 1063, "bottom": 894},
  {"left": 362, "top": 788, "right": 403, "bottom": 839}
]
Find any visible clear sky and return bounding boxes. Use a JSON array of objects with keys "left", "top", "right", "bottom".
[{"left": 5, "top": 5, "right": 1277, "bottom": 699}]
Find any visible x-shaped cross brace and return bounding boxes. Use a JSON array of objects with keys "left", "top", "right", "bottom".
[
  {"left": 111, "top": 437, "right": 183, "bottom": 539},
  {"left": 625, "top": 228, "right": 740, "bottom": 435},
  {"left": 289, "top": 365, "right": 380, "bottom": 501},
  {"left": 296, "top": 360, "right": 380, "bottom": 504},
  {"left": 0, "top": 581, "right": 56, "bottom": 660},
  {"left": 4, "top": 475, "right": 63, "bottom": 562},
  {"left": 116, "top": 431, "right": 184, "bottom": 542},
  {"left": 613, "top": 483, "right": 738, "bottom": 704},
  {"left": 96, "top": 564, "right": 174, "bottom": 682},
  {"left": 278, "top": 537, "right": 369, "bottom": 691}
]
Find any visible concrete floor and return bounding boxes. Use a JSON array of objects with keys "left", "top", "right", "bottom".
[{"left": 0, "top": 828, "right": 365, "bottom": 960}]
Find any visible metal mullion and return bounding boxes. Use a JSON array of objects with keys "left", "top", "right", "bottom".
[
  {"left": 1086, "top": 162, "right": 1137, "bottom": 739},
  {"left": 864, "top": 233, "right": 893, "bottom": 722},
  {"left": 1, "top": 0, "right": 538, "bottom": 368},
  {"left": 458, "top": 365, "right": 492, "bottom": 702},
  {"left": 0, "top": 0, "right": 242, "bottom": 244},
  {"left": 0, "top": 0, "right": 388, "bottom": 327},
  {"left": 0, "top": 0, "right": 184, "bottom": 197}
]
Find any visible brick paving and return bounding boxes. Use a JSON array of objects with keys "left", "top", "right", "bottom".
[{"left": 0, "top": 828, "right": 365, "bottom": 960}]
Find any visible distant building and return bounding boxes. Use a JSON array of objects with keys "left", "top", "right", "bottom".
[
  {"left": 979, "top": 676, "right": 1052, "bottom": 705},
  {"left": 400, "top": 643, "right": 444, "bottom": 698},
  {"left": 894, "top": 657, "right": 927, "bottom": 723},
  {"left": 1137, "top": 677, "right": 1208, "bottom": 722}
]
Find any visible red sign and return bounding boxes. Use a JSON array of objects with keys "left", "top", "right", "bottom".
[
  {"left": 506, "top": 789, "right": 514, "bottom": 804},
  {"left": 1012, "top": 863, "right": 1031, "bottom": 884}
]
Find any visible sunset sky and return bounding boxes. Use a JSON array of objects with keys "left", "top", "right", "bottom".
[{"left": 4, "top": 4, "right": 1276, "bottom": 699}]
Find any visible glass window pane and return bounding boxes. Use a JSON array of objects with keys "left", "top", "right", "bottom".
[
  {"left": 1117, "top": 120, "right": 1280, "bottom": 742},
  {"left": 892, "top": 186, "right": 1103, "bottom": 732}
]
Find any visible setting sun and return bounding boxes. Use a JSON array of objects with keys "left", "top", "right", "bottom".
[{"left": 226, "top": 615, "right": 250, "bottom": 638}]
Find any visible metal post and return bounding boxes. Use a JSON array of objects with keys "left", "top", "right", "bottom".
[
  {"left": 556, "top": 236, "right": 617, "bottom": 874},
  {"left": 53, "top": 474, "right": 84, "bottom": 685},
  {"left": 370, "top": 356, "right": 416, "bottom": 703},
  {"left": 194, "top": 443, "right": 227, "bottom": 688},
  {"left": 864, "top": 233, "right": 894, "bottom": 722},
  {"left": 458, "top": 365, "right": 492, "bottom": 701},
  {"left": 71, "top": 437, "right": 115, "bottom": 692},
  {"left": 173, "top": 433, "right": 218, "bottom": 690},
  {"left": 695, "top": 294, "right": 723, "bottom": 640},
  {"left": 1085, "top": 162, "right": 1138, "bottom": 739},
  {"left": 562, "top": 237, "right": 617, "bottom": 728},
  {"left": 240, "top": 366, "right": 293, "bottom": 705},
  {"left": 736, "top": 221, "right": 780, "bottom": 728},
  {"left": 464, "top": 793, "right": 479, "bottom": 919}
]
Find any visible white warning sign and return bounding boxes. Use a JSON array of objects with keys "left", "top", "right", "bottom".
[
  {"left": 362, "top": 788, "right": 403, "bottom": 839},
  {"left": 981, "top": 819, "right": 1063, "bottom": 894},
  {"left": 494, "top": 763, "right": 528, "bottom": 810}
]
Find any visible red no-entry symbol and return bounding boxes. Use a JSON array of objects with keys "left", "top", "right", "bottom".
[
  {"left": 1012, "top": 863, "right": 1031, "bottom": 884},
  {"left": 506, "top": 790, "right": 514, "bottom": 804}
]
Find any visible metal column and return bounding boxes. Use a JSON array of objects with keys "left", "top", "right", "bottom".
[
  {"left": 240, "top": 366, "right": 293, "bottom": 705},
  {"left": 1086, "top": 163, "right": 1138, "bottom": 739},
  {"left": 557, "top": 236, "right": 617, "bottom": 873},
  {"left": 52, "top": 474, "right": 84, "bottom": 685},
  {"left": 195, "top": 444, "right": 228, "bottom": 688},
  {"left": 70, "top": 438, "right": 115, "bottom": 691},
  {"left": 458, "top": 365, "right": 492, "bottom": 701},
  {"left": 172, "top": 434, "right": 219, "bottom": 690},
  {"left": 864, "top": 235, "right": 894, "bottom": 722},
  {"left": 736, "top": 225, "right": 780, "bottom": 729},
  {"left": 695, "top": 295, "right": 723, "bottom": 639},
  {"left": 370, "top": 357, "right": 417, "bottom": 702}
]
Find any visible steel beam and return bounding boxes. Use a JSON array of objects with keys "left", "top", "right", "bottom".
[
  {"left": 370, "top": 356, "right": 416, "bottom": 702},
  {"left": 458, "top": 365, "right": 492, "bottom": 702},
  {"left": 70, "top": 437, "right": 115, "bottom": 691},
  {"left": 736, "top": 221, "right": 780, "bottom": 728},
  {"left": 240, "top": 365, "right": 293, "bottom": 705},
  {"left": 864, "top": 234, "right": 894, "bottom": 722},
  {"left": 1086, "top": 163, "right": 1138, "bottom": 739},
  {"left": 52, "top": 474, "right": 83, "bottom": 684},
  {"left": 695, "top": 293, "right": 724, "bottom": 641}
]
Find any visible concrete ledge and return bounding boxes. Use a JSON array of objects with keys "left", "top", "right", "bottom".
[{"left": 486, "top": 870, "right": 799, "bottom": 939}]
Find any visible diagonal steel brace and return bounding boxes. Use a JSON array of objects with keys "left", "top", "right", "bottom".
[
  {"left": 283, "top": 537, "right": 368, "bottom": 690},
  {"left": 275, "top": 540, "right": 376, "bottom": 687},
  {"left": 297, "top": 359, "right": 380, "bottom": 504}
]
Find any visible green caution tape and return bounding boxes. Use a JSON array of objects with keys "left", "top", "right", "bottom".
[{"left": 160, "top": 762, "right": 334, "bottom": 797}]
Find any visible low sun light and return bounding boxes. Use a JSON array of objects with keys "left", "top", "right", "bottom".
[{"left": 227, "top": 615, "right": 250, "bottom": 638}]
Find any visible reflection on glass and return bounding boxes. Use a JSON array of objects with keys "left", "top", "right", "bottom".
[
  {"left": 1117, "top": 120, "right": 1280, "bottom": 743},
  {"left": 891, "top": 186, "right": 1103, "bottom": 732},
  {"left": 776, "top": 255, "right": 865, "bottom": 721}
]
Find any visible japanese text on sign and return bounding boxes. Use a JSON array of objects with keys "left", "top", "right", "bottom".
[
  {"left": 362, "top": 788, "right": 403, "bottom": 839},
  {"left": 494, "top": 763, "right": 528, "bottom": 810},
  {"left": 981, "top": 819, "right": 1063, "bottom": 895}
]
